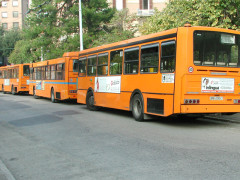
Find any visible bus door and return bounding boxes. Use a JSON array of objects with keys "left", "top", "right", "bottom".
[{"left": 158, "top": 40, "right": 176, "bottom": 116}]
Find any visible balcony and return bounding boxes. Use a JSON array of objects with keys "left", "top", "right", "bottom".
[{"left": 137, "top": 9, "right": 155, "bottom": 16}]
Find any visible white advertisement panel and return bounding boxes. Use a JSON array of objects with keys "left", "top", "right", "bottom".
[
  {"left": 4, "top": 79, "right": 10, "bottom": 86},
  {"left": 162, "top": 73, "right": 174, "bottom": 83},
  {"left": 201, "top": 77, "right": 234, "bottom": 93},
  {"left": 95, "top": 76, "right": 121, "bottom": 93}
]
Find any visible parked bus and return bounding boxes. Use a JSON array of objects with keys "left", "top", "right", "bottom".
[
  {"left": 29, "top": 52, "right": 79, "bottom": 102},
  {"left": 77, "top": 24, "right": 240, "bottom": 121},
  {"left": 0, "top": 64, "right": 30, "bottom": 94}
]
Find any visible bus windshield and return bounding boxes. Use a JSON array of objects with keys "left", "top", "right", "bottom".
[
  {"left": 23, "top": 65, "right": 30, "bottom": 76},
  {"left": 194, "top": 31, "right": 240, "bottom": 67}
]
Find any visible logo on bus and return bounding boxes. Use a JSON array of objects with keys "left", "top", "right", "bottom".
[{"left": 188, "top": 66, "right": 194, "bottom": 73}]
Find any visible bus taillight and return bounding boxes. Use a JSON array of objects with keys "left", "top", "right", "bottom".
[
  {"left": 184, "top": 99, "right": 200, "bottom": 104},
  {"left": 234, "top": 99, "right": 240, "bottom": 104}
]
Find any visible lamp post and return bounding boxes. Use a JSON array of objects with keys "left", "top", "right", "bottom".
[{"left": 79, "top": 0, "right": 83, "bottom": 51}]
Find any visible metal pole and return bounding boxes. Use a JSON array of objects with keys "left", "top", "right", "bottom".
[{"left": 79, "top": 0, "right": 83, "bottom": 51}]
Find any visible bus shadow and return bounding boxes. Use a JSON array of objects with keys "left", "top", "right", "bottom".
[{"left": 97, "top": 107, "right": 234, "bottom": 127}]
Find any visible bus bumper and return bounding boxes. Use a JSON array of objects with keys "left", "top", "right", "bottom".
[{"left": 181, "top": 104, "right": 240, "bottom": 113}]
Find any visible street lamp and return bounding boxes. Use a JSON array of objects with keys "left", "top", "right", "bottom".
[{"left": 79, "top": 0, "right": 83, "bottom": 51}]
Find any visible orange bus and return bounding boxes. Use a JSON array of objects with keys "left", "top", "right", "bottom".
[
  {"left": 77, "top": 24, "right": 240, "bottom": 121},
  {"left": 0, "top": 64, "right": 30, "bottom": 94},
  {"left": 29, "top": 52, "right": 79, "bottom": 102}
]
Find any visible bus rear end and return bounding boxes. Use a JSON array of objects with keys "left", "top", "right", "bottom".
[
  {"left": 18, "top": 64, "right": 30, "bottom": 93},
  {"left": 179, "top": 28, "right": 240, "bottom": 115}
]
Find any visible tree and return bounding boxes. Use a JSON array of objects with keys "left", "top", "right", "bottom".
[
  {"left": 90, "top": 9, "right": 139, "bottom": 47},
  {"left": 140, "top": 0, "right": 240, "bottom": 35},
  {"left": 9, "top": 0, "right": 115, "bottom": 64}
]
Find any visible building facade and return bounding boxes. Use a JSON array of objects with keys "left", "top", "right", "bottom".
[
  {"left": 0, "top": 0, "right": 29, "bottom": 30},
  {"left": 108, "top": 0, "right": 169, "bottom": 16}
]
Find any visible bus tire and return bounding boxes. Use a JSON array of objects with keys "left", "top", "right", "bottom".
[
  {"left": 132, "top": 94, "right": 144, "bottom": 122},
  {"left": 2, "top": 85, "right": 6, "bottom": 94},
  {"left": 51, "top": 88, "right": 57, "bottom": 103},
  {"left": 33, "top": 87, "right": 39, "bottom": 99},
  {"left": 11, "top": 85, "right": 16, "bottom": 95},
  {"left": 86, "top": 91, "right": 99, "bottom": 111}
]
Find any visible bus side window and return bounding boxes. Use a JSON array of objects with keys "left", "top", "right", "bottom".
[
  {"left": 79, "top": 57, "right": 86, "bottom": 77},
  {"left": 124, "top": 47, "right": 139, "bottom": 74},
  {"left": 87, "top": 55, "right": 97, "bottom": 76},
  {"left": 141, "top": 43, "right": 159, "bottom": 73},
  {"left": 97, "top": 53, "right": 108, "bottom": 76},
  {"left": 160, "top": 41, "right": 176, "bottom": 73},
  {"left": 73, "top": 60, "right": 79, "bottom": 72},
  {"left": 0, "top": 70, "right": 2, "bottom": 78},
  {"left": 51, "top": 65, "right": 56, "bottom": 80},
  {"left": 110, "top": 49, "right": 123, "bottom": 75}
]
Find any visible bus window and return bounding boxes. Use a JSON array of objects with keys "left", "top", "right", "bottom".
[
  {"left": 73, "top": 60, "right": 79, "bottom": 72},
  {"left": 51, "top": 65, "right": 56, "bottom": 80},
  {"left": 97, "top": 53, "right": 108, "bottom": 76},
  {"left": 141, "top": 43, "right": 159, "bottom": 73},
  {"left": 0, "top": 70, "right": 2, "bottom": 78},
  {"left": 36, "top": 67, "right": 42, "bottom": 80},
  {"left": 30, "top": 68, "right": 34, "bottom": 80},
  {"left": 124, "top": 47, "right": 139, "bottom": 74},
  {"left": 23, "top": 65, "right": 30, "bottom": 76},
  {"left": 110, "top": 50, "right": 123, "bottom": 75},
  {"left": 46, "top": 66, "right": 51, "bottom": 80},
  {"left": 56, "top": 64, "right": 64, "bottom": 80},
  {"left": 87, "top": 55, "right": 97, "bottom": 76},
  {"left": 79, "top": 57, "right": 86, "bottom": 77},
  {"left": 160, "top": 41, "right": 176, "bottom": 73},
  {"left": 194, "top": 31, "right": 240, "bottom": 67}
]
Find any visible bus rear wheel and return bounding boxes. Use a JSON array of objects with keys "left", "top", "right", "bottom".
[
  {"left": 51, "top": 88, "right": 57, "bottom": 103},
  {"left": 2, "top": 85, "right": 6, "bottom": 94},
  {"left": 86, "top": 91, "right": 99, "bottom": 111},
  {"left": 33, "top": 87, "right": 39, "bottom": 99},
  {"left": 11, "top": 85, "right": 16, "bottom": 95},
  {"left": 132, "top": 94, "right": 144, "bottom": 122}
]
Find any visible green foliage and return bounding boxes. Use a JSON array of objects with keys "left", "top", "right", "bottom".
[
  {"left": 91, "top": 9, "right": 138, "bottom": 47},
  {"left": 0, "top": 29, "right": 22, "bottom": 60},
  {"left": 140, "top": 0, "right": 240, "bottom": 35},
  {"left": 9, "top": 0, "right": 115, "bottom": 63}
]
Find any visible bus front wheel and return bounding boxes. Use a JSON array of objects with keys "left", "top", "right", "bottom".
[
  {"left": 132, "top": 94, "right": 144, "bottom": 122},
  {"left": 86, "top": 91, "right": 99, "bottom": 111}
]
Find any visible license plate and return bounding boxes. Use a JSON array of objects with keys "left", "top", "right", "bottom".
[{"left": 210, "top": 96, "right": 223, "bottom": 101}]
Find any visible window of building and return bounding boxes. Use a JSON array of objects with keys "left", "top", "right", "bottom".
[
  {"left": 2, "top": 23, "right": 8, "bottom": 30},
  {"left": 113, "top": 0, "right": 126, "bottom": 10},
  {"left": 13, "top": 22, "right": 19, "bottom": 30},
  {"left": 87, "top": 55, "right": 97, "bottom": 76},
  {"left": 97, "top": 53, "right": 108, "bottom": 76},
  {"left": 13, "top": 11, "right": 18, "bottom": 18},
  {"left": 140, "top": 43, "right": 159, "bottom": 73},
  {"left": 2, "top": 12, "right": 7, "bottom": 18},
  {"left": 124, "top": 47, "right": 139, "bottom": 74},
  {"left": 1, "top": 1, "right": 7, "bottom": 7},
  {"left": 140, "top": 0, "right": 153, "bottom": 10},
  {"left": 110, "top": 49, "right": 123, "bottom": 75},
  {"left": 160, "top": 41, "right": 176, "bottom": 73},
  {"left": 12, "top": 1, "right": 18, "bottom": 7}
]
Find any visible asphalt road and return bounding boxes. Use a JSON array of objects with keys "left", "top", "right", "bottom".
[{"left": 0, "top": 93, "right": 240, "bottom": 180}]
